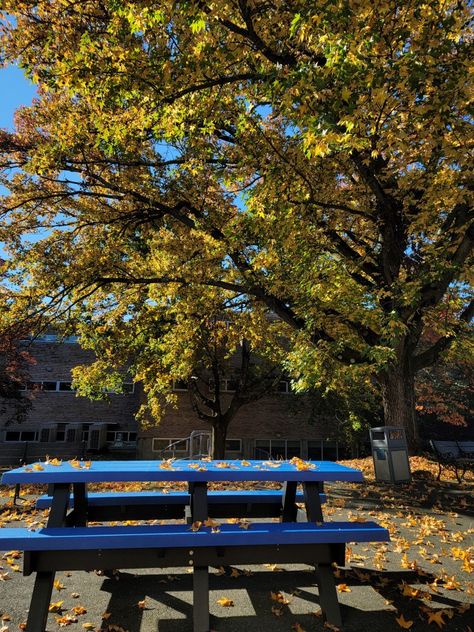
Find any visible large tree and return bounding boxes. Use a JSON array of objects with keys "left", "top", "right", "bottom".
[{"left": 0, "top": 1, "right": 472, "bottom": 449}]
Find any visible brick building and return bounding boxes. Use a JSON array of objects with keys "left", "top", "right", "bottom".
[{"left": 0, "top": 335, "right": 341, "bottom": 465}]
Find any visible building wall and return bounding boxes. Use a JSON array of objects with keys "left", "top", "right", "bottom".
[
  {"left": 0, "top": 337, "right": 341, "bottom": 465},
  {"left": 0, "top": 337, "right": 139, "bottom": 465}
]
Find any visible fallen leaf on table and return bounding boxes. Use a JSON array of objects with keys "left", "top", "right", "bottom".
[
  {"left": 53, "top": 580, "right": 66, "bottom": 591},
  {"left": 32, "top": 464, "right": 44, "bottom": 471},
  {"left": 82, "top": 624, "right": 95, "bottom": 631},
  {"left": 71, "top": 593, "right": 80, "bottom": 599},
  {"left": 216, "top": 597, "right": 234, "bottom": 607},
  {"left": 337, "top": 583, "right": 351, "bottom": 593},
  {"left": 137, "top": 599, "right": 146, "bottom": 609},
  {"left": 18, "top": 624, "right": 27, "bottom": 631},
  {"left": 215, "top": 566, "right": 226, "bottom": 576},
  {"left": 395, "top": 614, "right": 414, "bottom": 629},
  {"left": 48, "top": 601, "right": 64, "bottom": 613},
  {"left": 0, "top": 625, "right": 9, "bottom": 632},
  {"left": 71, "top": 606, "right": 87, "bottom": 615},
  {"left": 189, "top": 521, "right": 202, "bottom": 532},
  {"left": 230, "top": 568, "right": 240, "bottom": 578},
  {"left": 1, "top": 615, "right": 11, "bottom": 622},
  {"left": 46, "top": 457, "right": 62, "bottom": 466},
  {"left": 204, "top": 518, "right": 219, "bottom": 528}
]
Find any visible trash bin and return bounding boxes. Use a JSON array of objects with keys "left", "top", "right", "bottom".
[{"left": 369, "top": 426, "right": 411, "bottom": 483}]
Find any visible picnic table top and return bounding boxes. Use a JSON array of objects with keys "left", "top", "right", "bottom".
[{"left": 1, "top": 459, "right": 364, "bottom": 484}]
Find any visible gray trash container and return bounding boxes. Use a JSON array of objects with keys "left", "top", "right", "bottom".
[{"left": 369, "top": 426, "right": 411, "bottom": 483}]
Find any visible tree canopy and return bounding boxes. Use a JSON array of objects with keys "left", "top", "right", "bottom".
[{"left": 0, "top": 0, "right": 472, "bottom": 447}]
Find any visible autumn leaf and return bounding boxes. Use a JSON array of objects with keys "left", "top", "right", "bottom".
[
  {"left": 337, "top": 583, "right": 352, "bottom": 593},
  {"left": 81, "top": 624, "right": 95, "bottom": 631},
  {"left": 53, "top": 580, "right": 66, "bottom": 591},
  {"left": 189, "top": 521, "right": 202, "bottom": 532},
  {"left": 395, "top": 614, "right": 414, "bottom": 629},
  {"left": 426, "top": 609, "right": 447, "bottom": 628},
  {"left": 216, "top": 597, "right": 234, "bottom": 607},
  {"left": 71, "top": 606, "right": 87, "bottom": 615},
  {"left": 270, "top": 591, "right": 290, "bottom": 605}
]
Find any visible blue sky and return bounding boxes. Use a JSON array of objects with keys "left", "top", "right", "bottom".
[{"left": 0, "top": 65, "right": 36, "bottom": 130}]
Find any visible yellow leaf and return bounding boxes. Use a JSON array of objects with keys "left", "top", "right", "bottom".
[
  {"left": 270, "top": 591, "right": 290, "bottom": 604},
  {"left": 48, "top": 601, "right": 64, "bottom": 613},
  {"left": 82, "top": 624, "right": 95, "bottom": 631},
  {"left": 426, "top": 610, "right": 446, "bottom": 628},
  {"left": 189, "top": 521, "right": 202, "bottom": 532},
  {"left": 71, "top": 606, "right": 87, "bottom": 615},
  {"left": 32, "top": 464, "right": 44, "bottom": 471},
  {"left": 53, "top": 580, "right": 66, "bottom": 591},
  {"left": 241, "top": 460, "right": 251, "bottom": 466},
  {"left": 216, "top": 597, "right": 234, "bottom": 607},
  {"left": 137, "top": 599, "right": 146, "bottom": 609},
  {"left": 337, "top": 583, "right": 352, "bottom": 593},
  {"left": 395, "top": 614, "right": 414, "bottom": 629}
]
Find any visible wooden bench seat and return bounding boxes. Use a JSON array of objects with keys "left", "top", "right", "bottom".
[{"left": 35, "top": 489, "right": 326, "bottom": 520}]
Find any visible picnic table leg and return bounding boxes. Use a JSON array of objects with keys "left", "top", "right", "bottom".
[
  {"left": 303, "top": 481, "right": 342, "bottom": 628},
  {"left": 25, "top": 483, "right": 70, "bottom": 632},
  {"left": 72, "top": 483, "right": 88, "bottom": 526},
  {"left": 281, "top": 481, "right": 298, "bottom": 521},
  {"left": 302, "top": 481, "right": 324, "bottom": 523},
  {"left": 190, "top": 482, "right": 210, "bottom": 632}
]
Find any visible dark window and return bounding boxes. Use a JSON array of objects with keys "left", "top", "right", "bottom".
[
  {"left": 308, "top": 440, "right": 323, "bottom": 460},
  {"left": 5, "top": 431, "right": 21, "bottom": 441},
  {"left": 22, "top": 431, "right": 37, "bottom": 442},
  {"left": 58, "top": 382, "right": 73, "bottom": 391},
  {"left": 56, "top": 424, "right": 66, "bottom": 441},
  {"left": 65, "top": 428, "right": 77, "bottom": 442},
  {"left": 277, "top": 381, "right": 289, "bottom": 393},
  {"left": 42, "top": 381, "right": 58, "bottom": 391},
  {"left": 39, "top": 428, "right": 50, "bottom": 442},
  {"left": 129, "top": 432, "right": 137, "bottom": 442},
  {"left": 286, "top": 440, "right": 301, "bottom": 458},
  {"left": 225, "top": 439, "right": 241, "bottom": 451},
  {"left": 106, "top": 431, "right": 116, "bottom": 442}
]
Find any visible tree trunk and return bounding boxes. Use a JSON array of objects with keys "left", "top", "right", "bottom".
[
  {"left": 379, "top": 362, "right": 419, "bottom": 452},
  {"left": 211, "top": 422, "right": 228, "bottom": 459}
]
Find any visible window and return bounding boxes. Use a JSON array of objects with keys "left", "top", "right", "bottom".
[
  {"left": 42, "top": 381, "right": 58, "bottom": 392},
  {"left": 39, "top": 428, "right": 50, "bottom": 442},
  {"left": 106, "top": 431, "right": 137, "bottom": 444},
  {"left": 277, "top": 381, "right": 290, "bottom": 393},
  {"left": 208, "top": 378, "right": 238, "bottom": 393},
  {"left": 58, "top": 382, "right": 73, "bottom": 392},
  {"left": 225, "top": 439, "right": 242, "bottom": 452},
  {"left": 5, "top": 430, "right": 38, "bottom": 442},
  {"left": 255, "top": 439, "right": 301, "bottom": 460},
  {"left": 308, "top": 439, "right": 339, "bottom": 460},
  {"left": 152, "top": 438, "right": 188, "bottom": 454},
  {"left": 56, "top": 424, "right": 67, "bottom": 441}
]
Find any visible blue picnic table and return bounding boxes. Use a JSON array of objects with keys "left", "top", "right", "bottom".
[{"left": 0, "top": 459, "right": 388, "bottom": 632}]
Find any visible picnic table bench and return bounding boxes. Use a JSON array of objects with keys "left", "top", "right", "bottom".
[
  {"left": 430, "top": 440, "right": 474, "bottom": 482},
  {"left": 35, "top": 489, "right": 326, "bottom": 520},
  {"left": 1, "top": 459, "right": 389, "bottom": 632}
]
